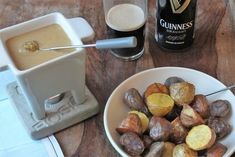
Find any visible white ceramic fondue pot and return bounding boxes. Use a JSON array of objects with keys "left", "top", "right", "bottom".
[{"left": 0, "top": 13, "right": 97, "bottom": 139}]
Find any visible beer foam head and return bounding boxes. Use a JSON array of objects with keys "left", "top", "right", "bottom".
[{"left": 106, "top": 4, "right": 145, "bottom": 32}]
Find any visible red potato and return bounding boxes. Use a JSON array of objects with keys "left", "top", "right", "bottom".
[
  {"left": 206, "top": 142, "right": 227, "bottom": 157},
  {"left": 207, "top": 117, "right": 232, "bottom": 139},
  {"left": 180, "top": 104, "right": 204, "bottom": 128},
  {"left": 191, "top": 94, "right": 209, "bottom": 118},
  {"left": 145, "top": 142, "right": 164, "bottom": 157},
  {"left": 144, "top": 83, "right": 169, "bottom": 98},
  {"left": 209, "top": 100, "right": 231, "bottom": 117},
  {"left": 120, "top": 132, "right": 145, "bottom": 156},
  {"left": 123, "top": 88, "right": 150, "bottom": 115},
  {"left": 164, "top": 77, "right": 185, "bottom": 87},
  {"left": 142, "top": 135, "right": 153, "bottom": 149},
  {"left": 170, "top": 117, "right": 188, "bottom": 144},
  {"left": 149, "top": 116, "right": 173, "bottom": 141},
  {"left": 116, "top": 113, "right": 142, "bottom": 134}
]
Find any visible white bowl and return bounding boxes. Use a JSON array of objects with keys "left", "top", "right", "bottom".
[{"left": 104, "top": 67, "right": 235, "bottom": 157}]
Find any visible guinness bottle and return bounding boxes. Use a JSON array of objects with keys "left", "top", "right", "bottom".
[{"left": 155, "top": 0, "right": 197, "bottom": 50}]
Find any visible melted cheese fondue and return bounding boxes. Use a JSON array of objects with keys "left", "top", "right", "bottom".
[{"left": 6, "top": 24, "right": 74, "bottom": 70}]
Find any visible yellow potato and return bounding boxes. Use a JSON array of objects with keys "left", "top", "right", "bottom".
[
  {"left": 162, "top": 142, "right": 175, "bottom": 157},
  {"left": 129, "top": 111, "right": 149, "bottom": 133},
  {"left": 173, "top": 143, "right": 197, "bottom": 157},
  {"left": 170, "top": 82, "right": 195, "bottom": 105},
  {"left": 186, "top": 124, "right": 216, "bottom": 151},
  {"left": 146, "top": 93, "right": 174, "bottom": 117}
]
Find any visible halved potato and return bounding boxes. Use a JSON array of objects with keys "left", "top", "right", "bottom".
[
  {"left": 116, "top": 113, "right": 142, "bottom": 134},
  {"left": 128, "top": 111, "right": 149, "bottom": 133},
  {"left": 144, "top": 83, "right": 169, "bottom": 98},
  {"left": 180, "top": 104, "right": 204, "bottom": 128},
  {"left": 186, "top": 124, "right": 216, "bottom": 151},
  {"left": 169, "top": 82, "right": 195, "bottom": 105},
  {"left": 145, "top": 142, "right": 164, "bottom": 157},
  {"left": 146, "top": 93, "right": 174, "bottom": 117},
  {"left": 170, "top": 117, "right": 188, "bottom": 144},
  {"left": 162, "top": 142, "right": 175, "bottom": 157},
  {"left": 173, "top": 143, "right": 197, "bottom": 157}
]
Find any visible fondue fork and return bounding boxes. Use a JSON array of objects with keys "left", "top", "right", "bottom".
[
  {"left": 39, "top": 36, "right": 137, "bottom": 51},
  {"left": 205, "top": 84, "right": 235, "bottom": 96}
]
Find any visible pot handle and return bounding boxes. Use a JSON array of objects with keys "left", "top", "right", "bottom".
[
  {"left": 67, "top": 17, "right": 95, "bottom": 42},
  {"left": 0, "top": 44, "right": 8, "bottom": 72}
]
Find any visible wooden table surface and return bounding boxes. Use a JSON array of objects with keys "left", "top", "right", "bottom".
[{"left": 1, "top": 0, "right": 235, "bottom": 156}]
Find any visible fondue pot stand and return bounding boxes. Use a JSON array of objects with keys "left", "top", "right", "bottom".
[{"left": 0, "top": 13, "right": 99, "bottom": 139}]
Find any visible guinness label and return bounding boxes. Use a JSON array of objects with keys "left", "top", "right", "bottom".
[
  {"left": 155, "top": 0, "right": 197, "bottom": 50},
  {"left": 170, "top": 0, "right": 190, "bottom": 14}
]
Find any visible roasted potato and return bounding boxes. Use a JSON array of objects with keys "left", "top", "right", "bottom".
[
  {"left": 173, "top": 143, "right": 197, "bottom": 157},
  {"left": 142, "top": 135, "right": 153, "bottom": 149},
  {"left": 207, "top": 117, "right": 232, "bottom": 139},
  {"left": 144, "top": 83, "right": 169, "bottom": 98},
  {"left": 191, "top": 94, "right": 209, "bottom": 118},
  {"left": 186, "top": 124, "right": 216, "bottom": 151},
  {"left": 146, "top": 93, "right": 174, "bottom": 117},
  {"left": 116, "top": 113, "right": 142, "bottom": 134},
  {"left": 144, "top": 142, "right": 164, "bottom": 157},
  {"left": 123, "top": 88, "right": 150, "bottom": 115},
  {"left": 169, "top": 82, "right": 195, "bottom": 105},
  {"left": 129, "top": 111, "right": 149, "bottom": 133},
  {"left": 162, "top": 142, "right": 175, "bottom": 157},
  {"left": 180, "top": 104, "right": 204, "bottom": 128},
  {"left": 149, "top": 116, "right": 173, "bottom": 141},
  {"left": 164, "top": 76, "right": 185, "bottom": 87},
  {"left": 206, "top": 142, "right": 227, "bottom": 157},
  {"left": 118, "top": 81, "right": 232, "bottom": 157},
  {"left": 120, "top": 132, "right": 145, "bottom": 156},
  {"left": 209, "top": 100, "right": 231, "bottom": 117},
  {"left": 170, "top": 117, "right": 188, "bottom": 144}
]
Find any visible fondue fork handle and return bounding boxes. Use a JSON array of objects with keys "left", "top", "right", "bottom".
[
  {"left": 40, "top": 36, "right": 137, "bottom": 51},
  {"left": 96, "top": 36, "right": 137, "bottom": 49},
  {"left": 205, "top": 84, "right": 235, "bottom": 96}
]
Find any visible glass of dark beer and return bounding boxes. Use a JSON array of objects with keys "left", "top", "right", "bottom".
[{"left": 103, "top": 0, "right": 148, "bottom": 61}]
